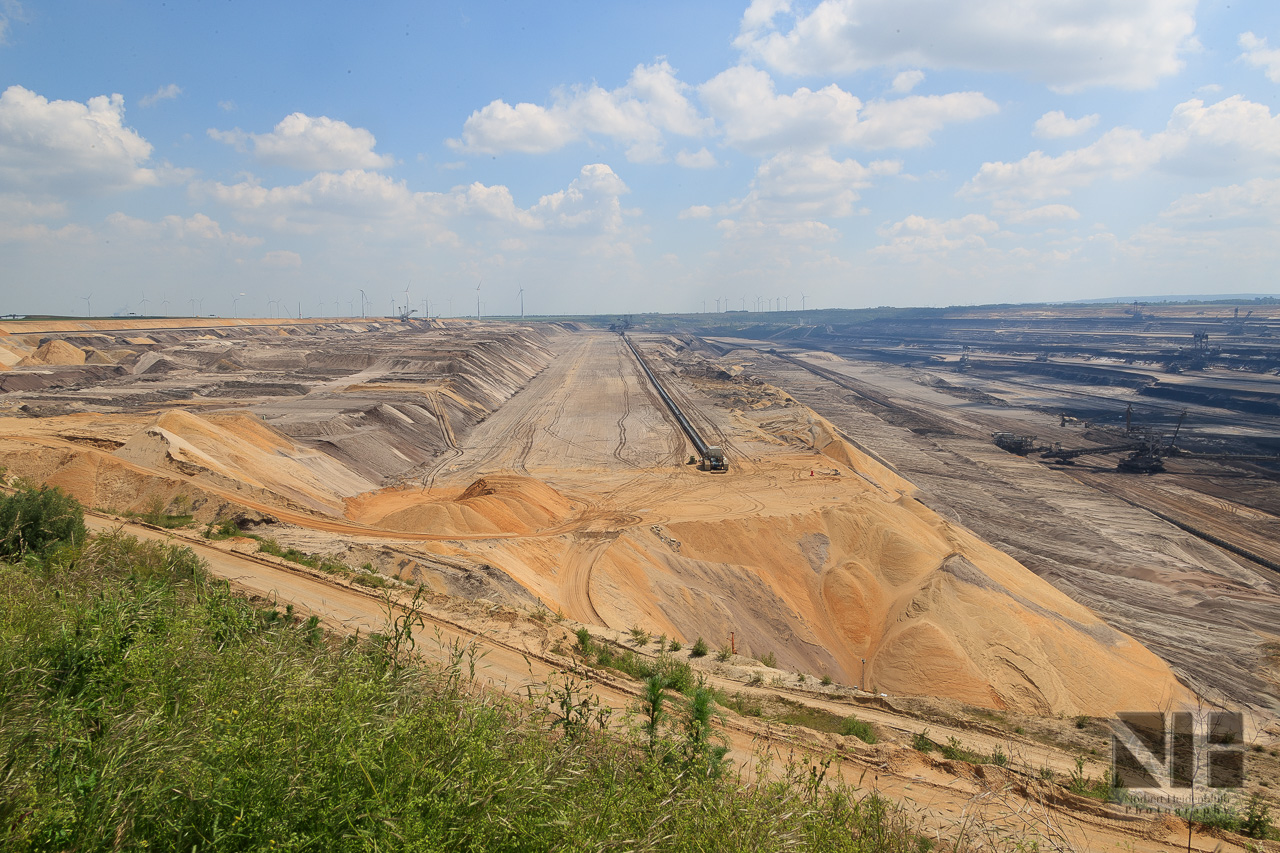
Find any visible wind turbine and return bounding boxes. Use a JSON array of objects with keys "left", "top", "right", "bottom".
[
  {"left": 476, "top": 280, "right": 482, "bottom": 321},
  {"left": 518, "top": 287, "right": 525, "bottom": 319},
  {"left": 358, "top": 289, "right": 367, "bottom": 318},
  {"left": 81, "top": 293, "right": 92, "bottom": 317},
  {"left": 801, "top": 292, "right": 807, "bottom": 312},
  {"left": 139, "top": 293, "right": 150, "bottom": 315},
  {"left": 189, "top": 297, "right": 198, "bottom": 316}
]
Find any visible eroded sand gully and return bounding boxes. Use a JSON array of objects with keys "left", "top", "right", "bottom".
[{"left": 0, "top": 320, "right": 1198, "bottom": 718}]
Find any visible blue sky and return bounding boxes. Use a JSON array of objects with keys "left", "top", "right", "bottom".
[{"left": 3, "top": 0, "right": 1280, "bottom": 318}]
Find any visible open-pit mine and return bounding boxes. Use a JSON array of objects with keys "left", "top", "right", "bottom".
[{"left": 3, "top": 305, "right": 1279, "bottom": 852}]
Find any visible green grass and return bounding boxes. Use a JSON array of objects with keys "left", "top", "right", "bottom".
[
  {"left": 0, "top": 530, "right": 946, "bottom": 852},
  {"left": 203, "top": 522, "right": 362, "bottom": 580},
  {"left": 839, "top": 716, "right": 878, "bottom": 744},
  {"left": 129, "top": 511, "right": 195, "bottom": 529}
]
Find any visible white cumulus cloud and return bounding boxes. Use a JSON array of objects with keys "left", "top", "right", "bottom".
[
  {"left": 209, "top": 112, "right": 394, "bottom": 171},
  {"left": 450, "top": 60, "right": 710, "bottom": 163},
  {"left": 0, "top": 85, "right": 162, "bottom": 195},
  {"left": 890, "top": 70, "right": 924, "bottom": 94},
  {"left": 741, "top": 151, "right": 898, "bottom": 220},
  {"left": 874, "top": 213, "right": 1002, "bottom": 256},
  {"left": 676, "top": 147, "right": 718, "bottom": 169},
  {"left": 1002, "top": 204, "right": 1081, "bottom": 225},
  {"left": 1033, "top": 111, "right": 1099, "bottom": 139},
  {"left": 139, "top": 83, "right": 182, "bottom": 108},
  {"left": 529, "top": 163, "right": 631, "bottom": 233},
  {"left": 699, "top": 65, "right": 994, "bottom": 153},
  {"left": 1159, "top": 178, "right": 1280, "bottom": 225},
  {"left": 1239, "top": 32, "right": 1280, "bottom": 83},
  {"left": 0, "top": 0, "right": 23, "bottom": 45},
  {"left": 735, "top": 0, "right": 1197, "bottom": 92},
  {"left": 966, "top": 96, "right": 1280, "bottom": 200},
  {"left": 105, "top": 211, "right": 262, "bottom": 247},
  {"left": 854, "top": 91, "right": 997, "bottom": 148},
  {"left": 679, "top": 205, "right": 713, "bottom": 219},
  {"left": 193, "top": 163, "right": 632, "bottom": 239},
  {"left": 262, "top": 249, "right": 302, "bottom": 268}
]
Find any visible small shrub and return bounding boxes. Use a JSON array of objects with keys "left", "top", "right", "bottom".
[
  {"left": 912, "top": 730, "right": 936, "bottom": 753},
  {"left": 795, "top": 672, "right": 806, "bottom": 684},
  {"left": 747, "top": 671, "right": 764, "bottom": 686},
  {"left": 690, "top": 637, "right": 708, "bottom": 657},
  {"left": 840, "top": 715, "right": 877, "bottom": 744},
  {"left": 820, "top": 674, "right": 833, "bottom": 686},
  {"left": 759, "top": 651, "right": 777, "bottom": 668},
  {"left": 575, "top": 627, "right": 593, "bottom": 656},
  {"left": 1074, "top": 714, "right": 1090, "bottom": 730},
  {"left": 668, "top": 639, "right": 682, "bottom": 652},
  {"left": 715, "top": 645, "right": 732, "bottom": 662},
  {"left": 629, "top": 626, "right": 650, "bottom": 647},
  {"left": 655, "top": 634, "right": 667, "bottom": 652},
  {"left": 0, "top": 484, "right": 86, "bottom": 559},
  {"left": 939, "top": 737, "right": 972, "bottom": 762},
  {"left": 204, "top": 518, "right": 240, "bottom": 539},
  {"left": 1241, "top": 793, "right": 1273, "bottom": 840}
]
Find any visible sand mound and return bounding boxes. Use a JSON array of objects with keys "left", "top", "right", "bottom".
[
  {"left": 0, "top": 341, "right": 29, "bottom": 367},
  {"left": 752, "top": 406, "right": 916, "bottom": 496},
  {"left": 585, "top": 496, "right": 1186, "bottom": 716},
  {"left": 372, "top": 475, "right": 575, "bottom": 536},
  {"left": 113, "top": 410, "right": 376, "bottom": 513},
  {"left": 18, "top": 339, "right": 86, "bottom": 366}
]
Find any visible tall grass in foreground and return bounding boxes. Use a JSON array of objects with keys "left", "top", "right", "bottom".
[{"left": 0, "top": 530, "right": 928, "bottom": 852}]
